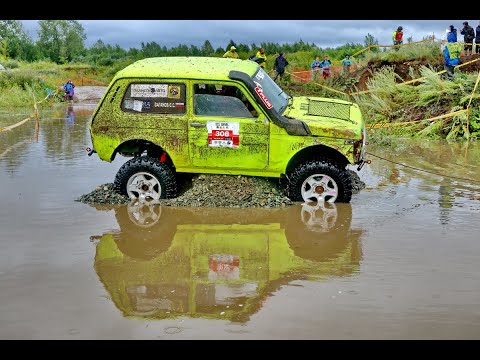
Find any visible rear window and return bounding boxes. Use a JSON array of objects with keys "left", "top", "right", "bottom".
[{"left": 121, "top": 82, "right": 186, "bottom": 114}]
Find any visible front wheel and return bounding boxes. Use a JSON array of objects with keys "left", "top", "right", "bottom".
[
  {"left": 114, "top": 156, "right": 177, "bottom": 201},
  {"left": 286, "top": 160, "right": 352, "bottom": 203}
]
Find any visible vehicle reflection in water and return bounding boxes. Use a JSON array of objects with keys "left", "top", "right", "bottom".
[{"left": 91, "top": 201, "right": 364, "bottom": 323}]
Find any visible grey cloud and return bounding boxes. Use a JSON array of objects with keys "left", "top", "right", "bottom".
[{"left": 20, "top": 20, "right": 478, "bottom": 50}]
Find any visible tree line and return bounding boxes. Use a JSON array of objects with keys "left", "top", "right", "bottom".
[{"left": 0, "top": 20, "right": 382, "bottom": 66}]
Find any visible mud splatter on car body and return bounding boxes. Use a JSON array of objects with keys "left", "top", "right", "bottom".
[{"left": 89, "top": 57, "right": 368, "bottom": 203}]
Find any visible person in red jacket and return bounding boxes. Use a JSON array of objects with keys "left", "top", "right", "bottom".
[
  {"left": 320, "top": 55, "right": 332, "bottom": 79},
  {"left": 392, "top": 26, "right": 404, "bottom": 51}
]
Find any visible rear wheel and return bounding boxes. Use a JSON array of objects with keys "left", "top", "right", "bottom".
[
  {"left": 286, "top": 160, "right": 352, "bottom": 203},
  {"left": 114, "top": 156, "right": 177, "bottom": 201}
]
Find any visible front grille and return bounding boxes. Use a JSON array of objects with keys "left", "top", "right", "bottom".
[{"left": 307, "top": 98, "right": 351, "bottom": 122}]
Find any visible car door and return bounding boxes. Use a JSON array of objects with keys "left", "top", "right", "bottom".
[{"left": 188, "top": 82, "right": 269, "bottom": 170}]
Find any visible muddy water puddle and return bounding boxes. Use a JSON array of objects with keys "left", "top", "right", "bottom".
[{"left": 1, "top": 105, "right": 480, "bottom": 339}]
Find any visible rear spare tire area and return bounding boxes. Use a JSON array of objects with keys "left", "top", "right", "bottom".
[
  {"left": 286, "top": 160, "right": 353, "bottom": 203},
  {"left": 114, "top": 156, "right": 177, "bottom": 200}
]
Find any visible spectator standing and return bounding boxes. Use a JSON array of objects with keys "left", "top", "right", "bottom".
[
  {"left": 223, "top": 46, "right": 239, "bottom": 59},
  {"left": 447, "top": 25, "right": 458, "bottom": 42},
  {"left": 441, "top": 25, "right": 457, "bottom": 51},
  {"left": 320, "top": 55, "right": 332, "bottom": 79},
  {"left": 392, "top": 26, "right": 404, "bottom": 50},
  {"left": 273, "top": 52, "right": 289, "bottom": 83},
  {"left": 475, "top": 21, "right": 480, "bottom": 54},
  {"left": 255, "top": 47, "right": 267, "bottom": 69},
  {"left": 341, "top": 54, "right": 352, "bottom": 74},
  {"left": 443, "top": 28, "right": 463, "bottom": 80},
  {"left": 460, "top": 21, "right": 475, "bottom": 56},
  {"left": 63, "top": 79, "right": 75, "bottom": 101},
  {"left": 310, "top": 56, "right": 322, "bottom": 80}
]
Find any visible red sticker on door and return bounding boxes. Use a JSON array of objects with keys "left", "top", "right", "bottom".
[{"left": 207, "top": 121, "right": 240, "bottom": 148}]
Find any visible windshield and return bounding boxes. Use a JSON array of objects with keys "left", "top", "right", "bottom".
[{"left": 251, "top": 68, "right": 289, "bottom": 114}]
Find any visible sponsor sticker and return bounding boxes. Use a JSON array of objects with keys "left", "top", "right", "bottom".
[
  {"left": 254, "top": 86, "right": 273, "bottom": 109},
  {"left": 124, "top": 98, "right": 134, "bottom": 110},
  {"left": 153, "top": 102, "right": 185, "bottom": 109},
  {"left": 168, "top": 85, "right": 181, "bottom": 99},
  {"left": 154, "top": 102, "right": 176, "bottom": 108},
  {"left": 125, "top": 99, "right": 151, "bottom": 111},
  {"left": 255, "top": 71, "right": 265, "bottom": 80},
  {"left": 206, "top": 121, "right": 240, "bottom": 148},
  {"left": 133, "top": 100, "right": 144, "bottom": 112},
  {"left": 131, "top": 84, "right": 168, "bottom": 98}
]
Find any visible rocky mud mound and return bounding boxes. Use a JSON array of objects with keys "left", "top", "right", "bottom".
[{"left": 76, "top": 170, "right": 366, "bottom": 208}]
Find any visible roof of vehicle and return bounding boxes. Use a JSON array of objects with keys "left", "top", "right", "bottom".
[{"left": 113, "top": 56, "right": 260, "bottom": 82}]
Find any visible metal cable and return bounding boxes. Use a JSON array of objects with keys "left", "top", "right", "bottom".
[{"left": 366, "top": 151, "right": 480, "bottom": 184}]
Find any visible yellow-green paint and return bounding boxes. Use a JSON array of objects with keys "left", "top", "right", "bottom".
[
  {"left": 114, "top": 57, "right": 259, "bottom": 82},
  {"left": 89, "top": 56, "right": 366, "bottom": 176}
]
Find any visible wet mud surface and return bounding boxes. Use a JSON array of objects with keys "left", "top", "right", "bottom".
[
  {"left": 1, "top": 88, "right": 480, "bottom": 339},
  {"left": 69, "top": 85, "right": 108, "bottom": 104}
]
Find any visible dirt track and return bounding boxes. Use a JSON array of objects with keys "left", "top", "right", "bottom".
[{"left": 73, "top": 86, "right": 107, "bottom": 103}]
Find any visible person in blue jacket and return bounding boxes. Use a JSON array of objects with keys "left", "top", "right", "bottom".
[
  {"left": 443, "top": 29, "right": 463, "bottom": 80},
  {"left": 273, "top": 52, "right": 289, "bottom": 83},
  {"left": 447, "top": 25, "right": 457, "bottom": 42},
  {"left": 63, "top": 79, "right": 75, "bottom": 101},
  {"left": 341, "top": 54, "right": 353, "bottom": 74},
  {"left": 310, "top": 56, "right": 322, "bottom": 80}
]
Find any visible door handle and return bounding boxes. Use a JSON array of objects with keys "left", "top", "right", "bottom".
[{"left": 190, "top": 122, "right": 206, "bottom": 128}]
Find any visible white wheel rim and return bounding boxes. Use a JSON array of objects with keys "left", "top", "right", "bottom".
[
  {"left": 301, "top": 173, "right": 338, "bottom": 203},
  {"left": 301, "top": 201, "right": 338, "bottom": 233},
  {"left": 126, "top": 172, "right": 162, "bottom": 201},
  {"left": 127, "top": 199, "right": 162, "bottom": 228}
]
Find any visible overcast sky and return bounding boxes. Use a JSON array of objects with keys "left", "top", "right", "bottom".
[{"left": 20, "top": 20, "right": 479, "bottom": 50}]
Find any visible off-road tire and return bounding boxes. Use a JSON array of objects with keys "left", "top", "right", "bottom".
[
  {"left": 286, "top": 160, "right": 353, "bottom": 203},
  {"left": 114, "top": 156, "right": 177, "bottom": 200}
]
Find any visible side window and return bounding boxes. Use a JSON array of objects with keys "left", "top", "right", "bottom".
[
  {"left": 193, "top": 83, "right": 257, "bottom": 118},
  {"left": 121, "top": 82, "right": 186, "bottom": 114}
]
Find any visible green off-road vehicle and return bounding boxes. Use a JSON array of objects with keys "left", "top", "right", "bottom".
[{"left": 88, "top": 57, "right": 368, "bottom": 203}]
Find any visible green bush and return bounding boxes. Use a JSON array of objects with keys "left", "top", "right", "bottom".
[
  {"left": 97, "top": 57, "right": 114, "bottom": 67},
  {"left": 3, "top": 60, "right": 19, "bottom": 69},
  {"left": 0, "top": 69, "right": 57, "bottom": 108}
]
